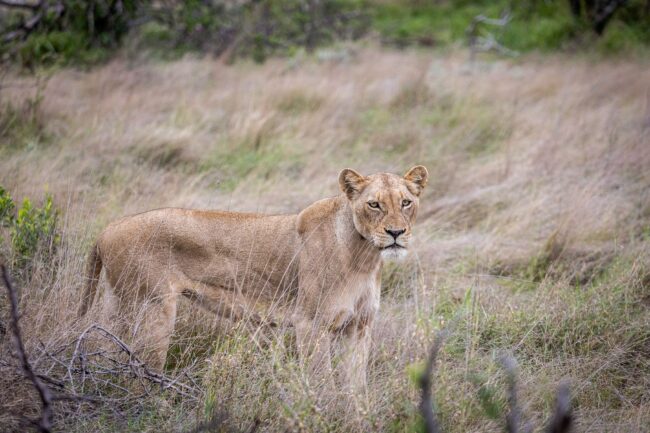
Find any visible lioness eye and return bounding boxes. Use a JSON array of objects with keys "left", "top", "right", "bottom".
[
  {"left": 368, "top": 201, "right": 380, "bottom": 209},
  {"left": 402, "top": 199, "right": 412, "bottom": 207}
]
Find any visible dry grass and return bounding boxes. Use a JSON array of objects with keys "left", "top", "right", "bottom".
[{"left": 1, "top": 45, "right": 649, "bottom": 432}]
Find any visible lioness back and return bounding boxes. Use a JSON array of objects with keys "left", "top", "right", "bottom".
[{"left": 97, "top": 208, "right": 300, "bottom": 302}]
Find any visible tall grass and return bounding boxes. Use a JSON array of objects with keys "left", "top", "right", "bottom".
[{"left": 0, "top": 46, "right": 649, "bottom": 431}]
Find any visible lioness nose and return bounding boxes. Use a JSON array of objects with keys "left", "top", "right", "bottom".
[{"left": 385, "top": 228, "right": 405, "bottom": 240}]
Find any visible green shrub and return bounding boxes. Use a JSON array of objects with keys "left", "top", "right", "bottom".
[
  {"left": 10, "top": 194, "right": 59, "bottom": 269},
  {"left": 2, "top": 0, "right": 139, "bottom": 67},
  {"left": 18, "top": 31, "right": 85, "bottom": 66}
]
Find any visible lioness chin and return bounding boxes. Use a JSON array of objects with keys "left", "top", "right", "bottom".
[{"left": 79, "top": 165, "right": 428, "bottom": 392}]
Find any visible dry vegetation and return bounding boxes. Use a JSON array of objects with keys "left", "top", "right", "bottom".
[{"left": 0, "top": 46, "right": 649, "bottom": 432}]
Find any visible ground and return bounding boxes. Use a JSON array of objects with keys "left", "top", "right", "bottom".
[{"left": 0, "top": 46, "right": 649, "bottom": 432}]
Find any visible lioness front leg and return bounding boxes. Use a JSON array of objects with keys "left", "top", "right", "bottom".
[
  {"left": 294, "top": 315, "right": 336, "bottom": 389},
  {"left": 338, "top": 319, "right": 371, "bottom": 397}
]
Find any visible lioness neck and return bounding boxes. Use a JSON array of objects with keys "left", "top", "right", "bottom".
[{"left": 333, "top": 195, "right": 382, "bottom": 275}]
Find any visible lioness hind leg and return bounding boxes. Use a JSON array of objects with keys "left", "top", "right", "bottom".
[
  {"left": 138, "top": 291, "right": 178, "bottom": 370},
  {"left": 115, "top": 280, "right": 178, "bottom": 371}
]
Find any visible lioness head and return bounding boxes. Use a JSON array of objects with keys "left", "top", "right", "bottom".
[{"left": 338, "top": 165, "right": 428, "bottom": 260}]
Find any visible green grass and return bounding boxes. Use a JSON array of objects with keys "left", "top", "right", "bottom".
[{"left": 201, "top": 136, "right": 304, "bottom": 192}]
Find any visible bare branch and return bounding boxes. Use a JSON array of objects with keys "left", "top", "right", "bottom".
[
  {"left": 594, "top": 0, "right": 628, "bottom": 34},
  {"left": 0, "top": 0, "right": 40, "bottom": 10},
  {"left": 419, "top": 330, "right": 449, "bottom": 433},
  {"left": 546, "top": 382, "right": 572, "bottom": 433},
  {"left": 500, "top": 355, "right": 534, "bottom": 433},
  {"left": 2, "top": 264, "right": 54, "bottom": 433},
  {"left": 62, "top": 324, "right": 204, "bottom": 402}
]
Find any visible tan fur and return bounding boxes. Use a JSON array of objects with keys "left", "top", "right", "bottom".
[{"left": 79, "top": 166, "right": 428, "bottom": 391}]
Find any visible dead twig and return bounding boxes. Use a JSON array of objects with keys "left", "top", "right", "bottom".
[
  {"left": 501, "top": 355, "right": 572, "bottom": 433},
  {"left": 2, "top": 264, "right": 54, "bottom": 433},
  {"left": 0, "top": 1, "right": 64, "bottom": 45}
]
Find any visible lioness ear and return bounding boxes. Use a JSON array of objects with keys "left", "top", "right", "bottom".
[
  {"left": 339, "top": 168, "right": 367, "bottom": 200},
  {"left": 404, "top": 165, "right": 428, "bottom": 196}
]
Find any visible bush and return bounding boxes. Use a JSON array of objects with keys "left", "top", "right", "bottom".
[
  {"left": 11, "top": 195, "right": 59, "bottom": 268},
  {"left": 16, "top": 31, "right": 108, "bottom": 66},
  {"left": 1, "top": 0, "right": 139, "bottom": 67},
  {"left": 0, "top": 187, "right": 59, "bottom": 270}
]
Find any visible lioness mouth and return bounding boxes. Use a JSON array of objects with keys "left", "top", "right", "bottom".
[{"left": 381, "top": 244, "right": 404, "bottom": 250}]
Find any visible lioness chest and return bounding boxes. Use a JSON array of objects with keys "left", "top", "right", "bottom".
[{"left": 328, "top": 265, "right": 382, "bottom": 331}]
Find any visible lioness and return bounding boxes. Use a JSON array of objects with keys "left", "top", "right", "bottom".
[{"left": 79, "top": 165, "right": 428, "bottom": 391}]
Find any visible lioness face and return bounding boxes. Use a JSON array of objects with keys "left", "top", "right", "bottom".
[{"left": 339, "top": 166, "right": 428, "bottom": 260}]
